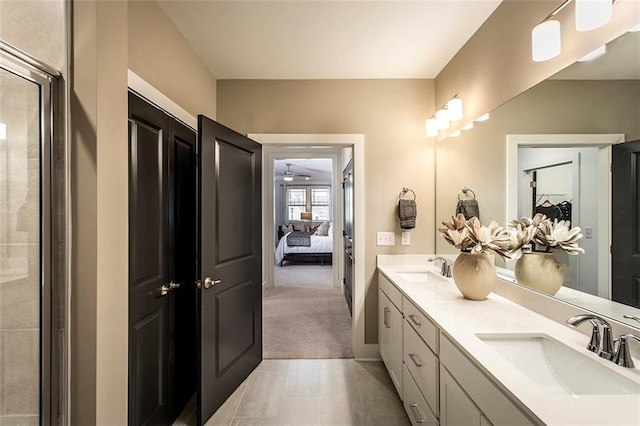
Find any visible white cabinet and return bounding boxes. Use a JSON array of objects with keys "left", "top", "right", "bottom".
[
  {"left": 439, "top": 334, "right": 533, "bottom": 425},
  {"left": 403, "top": 366, "right": 439, "bottom": 426},
  {"left": 440, "top": 366, "right": 483, "bottom": 426},
  {"left": 378, "top": 278, "right": 403, "bottom": 396},
  {"left": 403, "top": 319, "right": 439, "bottom": 418}
]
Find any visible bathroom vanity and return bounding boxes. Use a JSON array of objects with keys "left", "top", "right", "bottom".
[{"left": 377, "top": 255, "right": 640, "bottom": 425}]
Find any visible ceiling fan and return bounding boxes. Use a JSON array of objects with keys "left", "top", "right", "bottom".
[{"left": 283, "top": 163, "right": 311, "bottom": 181}]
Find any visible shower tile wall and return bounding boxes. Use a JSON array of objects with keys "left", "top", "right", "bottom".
[{"left": 0, "top": 70, "right": 40, "bottom": 424}]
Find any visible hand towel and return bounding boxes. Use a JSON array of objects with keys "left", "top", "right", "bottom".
[
  {"left": 398, "top": 199, "right": 417, "bottom": 229},
  {"left": 456, "top": 199, "right": 480, "bottom": 220}
]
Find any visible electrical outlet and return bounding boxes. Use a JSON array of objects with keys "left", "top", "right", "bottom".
[
  {"left": 584, "top": 227, "right": 593, "bottom": 239},
  {"left": 401, "top": 231, "right": 410, "bottom": 245},
  {"left": 376, "top": 232, "right": 395, "bottom": 246}
]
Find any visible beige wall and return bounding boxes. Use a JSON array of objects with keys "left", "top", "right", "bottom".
[
  {"left": 218, "top": 79, "right": 436, "bottom": 343},
  {"left": 71, "top": 0, "right": 218, "bottom": 424},
  {"left": 434, "top": 0, "right": 640, "bottom": 138},
  {"left": 128, "top": 0, "right": 217, "bottom": 119},
  {"left": 436, "top": 79, "right": 640, "bottom": 256}
]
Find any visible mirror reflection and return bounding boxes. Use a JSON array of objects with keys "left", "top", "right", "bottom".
[{"left": 435, "top": 28, "right": 640, "bottom": 328}]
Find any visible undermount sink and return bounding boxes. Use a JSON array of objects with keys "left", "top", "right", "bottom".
[
  {"left": 397, "top": 270, "right": 446, "bottom": 283},
  {"left": 477, "top": 333, "right": 640, "bottom": 395}
]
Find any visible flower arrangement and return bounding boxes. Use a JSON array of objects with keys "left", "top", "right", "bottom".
[
  {"left": 437, "top": 214, "right": 512, "bottom": 260},
  {"left": 508, "top": 213, "right": 585, "bottom": 258}
]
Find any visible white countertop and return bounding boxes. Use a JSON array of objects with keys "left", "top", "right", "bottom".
[{"left": 377, "top": 255, "right": 640, "bottom": 425}]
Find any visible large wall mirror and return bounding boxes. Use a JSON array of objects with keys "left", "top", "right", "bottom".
[{"left": 436, "top": 26, "right": 640, "bottom": 329}]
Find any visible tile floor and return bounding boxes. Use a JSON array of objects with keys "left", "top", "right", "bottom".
[{"left": 195, "top": 359, "right": 410, "bottom": 426}]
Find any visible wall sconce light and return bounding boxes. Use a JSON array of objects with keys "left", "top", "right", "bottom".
[
  {"left": 0, "top": 123, "right": 6, "bottom": 140},
  {"left": 532, "top": 20, "right": 562, "bottom": 62},
  {"left": 426, "top": 118, "right": 439, "bottom": 137},
  {"left": 425, "top": 95, "right": 463, "bottom": 137},
  {"left": 475, "top": 113, "right": 490, "bottom": 122},
  {"left": 532, "top": 0, "right": 614, "bottom": 62},
  {"left": 577, "top": 45, "right": 606, "bottom": 62},
  {"left": 575, "top": 0, "right": 612, "bottom": 32}
]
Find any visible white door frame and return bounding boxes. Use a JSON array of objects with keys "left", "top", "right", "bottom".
[
  {"left": 250, "top": 133, "right": 373, "bottom": 360},
  {"left": 506, "top": 134, "right": 624, "bottom": 299}
]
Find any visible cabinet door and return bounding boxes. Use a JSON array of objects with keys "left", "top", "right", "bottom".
[
  {"left": 378, "top": 289, "right": 403, "bottom": 396},
  {"left": 440, "top": 367, "right": 482, "bottom": 426},
  {"left": 388, "top": 297, "right": 404, "bottom": 396}
]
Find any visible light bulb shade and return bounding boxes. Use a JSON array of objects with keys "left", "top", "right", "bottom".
[
  {"left": 426, "top": 118, "right": 439, "bottom": 137},
  {"left": 461, "top": 122, "right": 474, "bottom": 130},
  {"left": 575, "top": 0, "right": 612, "bottom": 32},
  {"left": 283, "top": 176, "right": 293, "bottom": 182},
  {"left": 449, "top": 130, "right": 461, "bottom": 138},
  {"left": 446, "top": 98, "right": 463, "bottom": 121},
  {"left": 300, "top": 212, "right": 312, "bottom": 221},
  {"left": 435, "top": 109, "right": 450, "bottom": 129},
  {"left": 476, "top": 113, "right": 490, "bottom": 122},
  {"left": 532, "top": 20, "right": 561, "bottom": 62},
  {"left": 0, "top": 123, "right": 6, "bottom": 140}
]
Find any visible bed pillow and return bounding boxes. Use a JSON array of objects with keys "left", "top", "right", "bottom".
[
  {"left": 316, "top": 221, "right": 330, "bottom": 236},
  {"left": 281, "top": 224, "right": 293, "bottom": 234},
  {"left": 292, "top": 223, "right": 306, "bottom": 232}
]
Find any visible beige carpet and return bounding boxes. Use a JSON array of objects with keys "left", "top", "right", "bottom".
[{"left": 264, "top": 265, "right": 353, "bottom": 359}]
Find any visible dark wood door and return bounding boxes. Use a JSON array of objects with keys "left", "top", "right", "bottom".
[
  {"left": 612, "top": 140, "right": 640, "bottom": 308},
  {"left": 197, "top": 116, "right": 262, "bottom": 424},
  {"left": 128, "top": 93, "right": 170, "bottom": 425},
  {"left": 342, "top": 159, "right": 354, "bottom": 315}
]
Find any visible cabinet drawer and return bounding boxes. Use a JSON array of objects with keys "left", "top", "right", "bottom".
[
  {"left": 404, "top": 297, "right": 438, "bottom": 354},
  {"left": 403, "top": 365, "right": 439, "bottom": 426},
  {"left": 379, "top": 272, "right": 403, "bottom": 311},
  {"left": 404, "top": 320, "right": 439, "bottom": 417},
  {"left": 440, "top": 334, "right": 535, "bottom": 425}
]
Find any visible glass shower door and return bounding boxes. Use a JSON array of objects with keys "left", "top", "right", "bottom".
[{"left": 0, "top": 57, "right": 52, "bottom": 424}]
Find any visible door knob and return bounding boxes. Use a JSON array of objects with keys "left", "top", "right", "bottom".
[
  {"left": 159, "top": 281, "right": 180, "bottom": 296},
  {"left": 198, "top": 277, "right": 220, "bottom": 289}
]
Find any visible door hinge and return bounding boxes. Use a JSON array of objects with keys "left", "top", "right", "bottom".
[
  {"left": 529, "top": 181, "right": 537, "bottom": 188},
  {"left": 196, "top": 279, "right": 202, "bottom": 289}
]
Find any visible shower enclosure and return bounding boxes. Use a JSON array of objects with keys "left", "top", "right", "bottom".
[{"left": 0, "top": 46, "right": 58, "bottom": 425}]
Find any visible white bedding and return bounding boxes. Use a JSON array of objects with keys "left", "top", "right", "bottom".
[{"left": 275, "top": 231, "right": 333, "bottom": 265}]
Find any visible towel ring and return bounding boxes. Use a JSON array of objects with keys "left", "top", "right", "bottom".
[
  {"left": 458, "top": 187, "right": 476, "bottom": 201},
  {"left": 399, "top": 187, "right": 416, "bottom": 201}
]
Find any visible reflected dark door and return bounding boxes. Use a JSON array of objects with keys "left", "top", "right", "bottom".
[
  {"left": 612, "top": 140, "right": 640, "bottom": 308},
  {"left": 197, "top": 116, "right": 262, "bottom": 424},
  {"left": 342, "top": 159, "right": 354, "bottom": 315},
  {"left": 128, "top": 94, "right": 170, "bottom": 425}
]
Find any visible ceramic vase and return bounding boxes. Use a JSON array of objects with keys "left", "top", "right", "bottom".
[
  {"left": 514, "top": 252, "right": 565, "bottom": 295},
  {"left": 452, "top": 252, "right": 496, "bottom": 301}
]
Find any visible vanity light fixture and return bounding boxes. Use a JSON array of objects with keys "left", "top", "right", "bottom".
[
  {"left": 578, "top": 45, "right": 606, "bottom": 62},
  {"left": 532, "top": 20, "right": 562, "bottom": 62},
  {"left": 426, "top": 118, "right": 439, "bottom": 137},
  {"left": 476, "top": 113, "right": 490, "bottom": 122},
  {"left": 435, "top": 108, "right": 450, "bottom": 130},
  {"left": 575, "top": 0, "right": 612, "bottom": 32},
  {"left": 446, "top": 97, "right": 463, "bottom": 121},
  {"left": 0, "top": 123, "right": 6, "bottom": 140}
]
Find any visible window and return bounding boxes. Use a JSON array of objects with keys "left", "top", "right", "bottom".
[{"left": 286, "top": 185, "right": 331, "bottom": 222}]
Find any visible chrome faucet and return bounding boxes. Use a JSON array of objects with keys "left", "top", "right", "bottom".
[
  {"left": 566, "top": 314, "right": 614, "bottom": 360},
  {"left": 428, "top": 256, "right": 452, "bottom": 278},
  {"left": 612, "top": 334, "right": 640, "bottom": 368}
]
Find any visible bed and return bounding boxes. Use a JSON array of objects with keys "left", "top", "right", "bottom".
[{"left": 275, "top": 230, "right": 333, "bottom": 266}]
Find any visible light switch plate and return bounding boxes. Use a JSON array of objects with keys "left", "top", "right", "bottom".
[
  {"left": 584, "top": 227, "right": 593, "bottom": 239},
  {"left": 401, "top": 231, "right": 410, "bottom": 245},
  {"left": 376, "top": 232, "right": 395, "bottom": 246}
]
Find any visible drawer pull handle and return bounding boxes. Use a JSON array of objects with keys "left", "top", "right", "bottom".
[
  {"left": 384, "top": 307, "right": 390, "bottom": 328},
  {"left": 409, "top": 353, "right": 422, "bottom": 367},
  {"left": 408, "top": 314, "right": 422, "bottom": 327},
  {"left": 409, "top": 403, "right": 426, "bottom": 423}
]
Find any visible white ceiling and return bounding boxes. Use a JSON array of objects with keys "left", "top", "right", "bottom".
[
  {"left": 274, "top": 159, "right": 333, "bottom": 182},
  {"left": 157, "top": 0, "right": 502, "bottom": 80}
]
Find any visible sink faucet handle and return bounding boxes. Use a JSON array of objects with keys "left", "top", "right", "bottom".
[
  {"left": 566, "top": 314, "right": 612, "bottom": 357},
  {"left": 427, "top": 256, "right": 452, "bottom": 278},
  {"left": 612, "top": 334, "right": 640, "bottom": 368}
]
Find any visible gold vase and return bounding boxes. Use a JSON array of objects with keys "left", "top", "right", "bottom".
[
  {"left": 514, "top": 252, "right": 565, "bottom": 295},
  {"left": 452, "top": 252, "right": 496, "bottom": 301}
]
